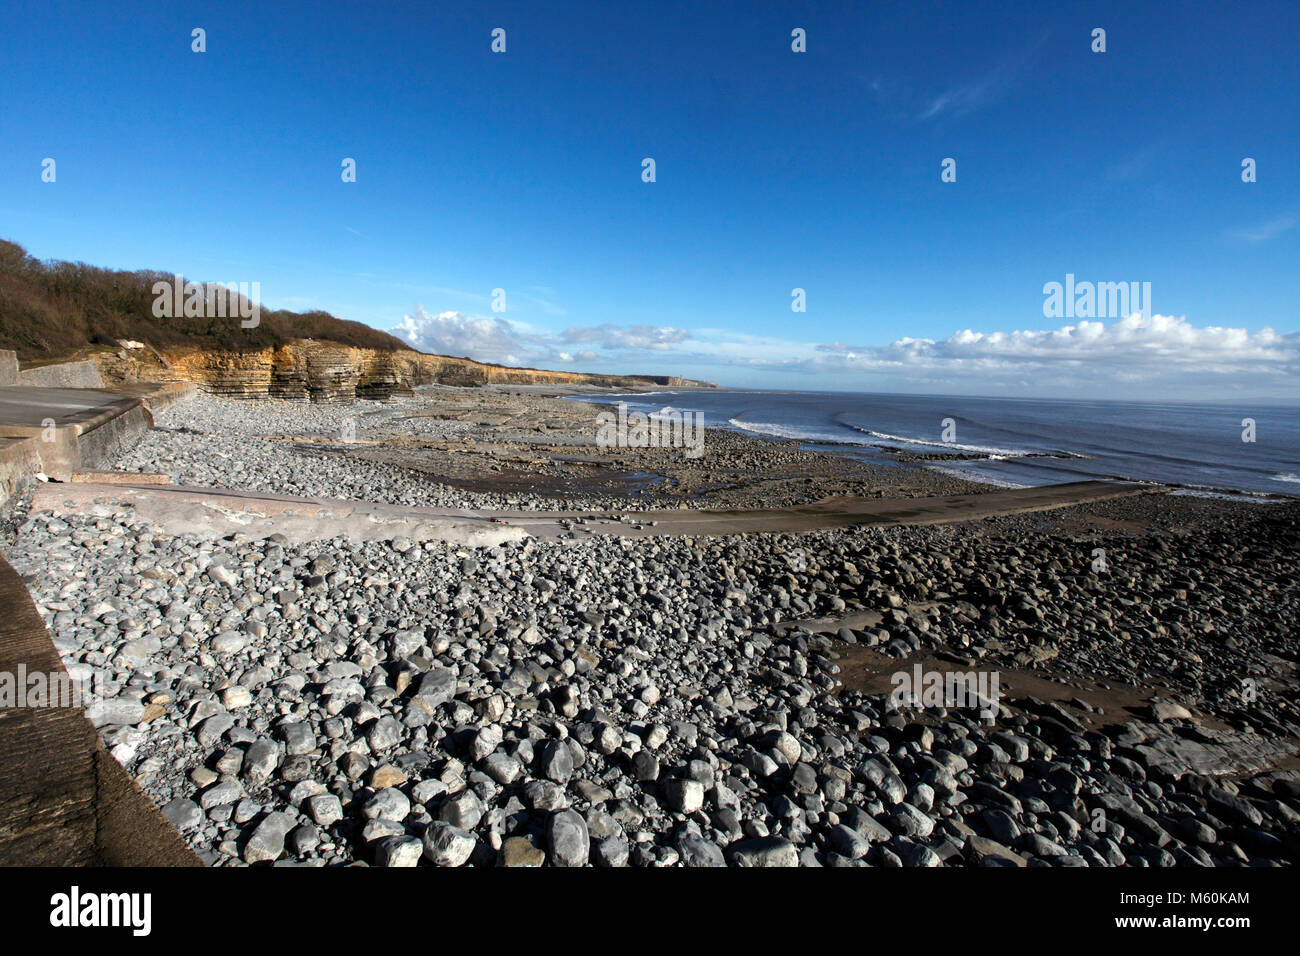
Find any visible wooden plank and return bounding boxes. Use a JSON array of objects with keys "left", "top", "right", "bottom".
[{"left": 0, "top": 555, "right": 200, "bottom": 866}]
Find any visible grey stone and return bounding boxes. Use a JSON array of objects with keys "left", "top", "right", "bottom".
[
  {"left": 363, "top": 788, "right": 411, "bottom": 821},
  {"left": 728, "top": 837, "right": 799, "bottom": 867},
  {"left": 374, "top": 835, "right": 423, "bottom": 867},
  {"left": 593, "top": 835, "right": 629, "bottom": 867},
  {"left": 422, "top": 821, "right": 476, "bottom": 866},
  {"left": 243, "top": 740, "right": 279, "bottom": 781},
  {"left": 243, "top": 812, "right": 294, "bottom": 863},
  {"left": 677, "top": 833, "right": 725, "bottom": 867},
  {"left": 161, "top": 798, "right": 202, "bottom": 830},
  {"left": 828, "top": 824, "right": 870, "bottom": 860},
  {"left": 279, "top": 721, "right": 316, "bottom": 755},
  {"left": 663, "top": 778, "right": 705, "bottom": 814},
  {"left": 540, "top": 739, "right": 574, "bottom": 784},
  {"left": 307, "top": 794, "right": 343, "bottom": 827},
  {"left": 413, "top": 668, "right": 457, "bottom": 707},
  {"left": 547, "top": 809, "right": 590, "bottom": 867},
  {"left": 439, "top": 789, "right": 485, "bottom": 830}
]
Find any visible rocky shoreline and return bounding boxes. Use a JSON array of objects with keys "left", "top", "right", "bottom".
[
  {"left": 111, "top": 389, "right": 983, "bottom": 511},
  {"left": 3, "top": 387, "right": 1297, "bottom": 867}
]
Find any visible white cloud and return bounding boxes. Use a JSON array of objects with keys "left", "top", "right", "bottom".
[
  {"left": 391, "top": 306, "right": 1299, "bottom": 396},
  {"left": 390, "top": 308, "right": 690, "bottom": 368},
  {"left": 558, "top": 323, "right": 690, "bottom": 350},
  {"left": 390, "top": 308, "right": 549, "bottom": 365},
  {"left": 919, "top": 66, "right": 1014, "bottom": 120},
  {"left": 818, "top": 314, "right": 1296, "bottom": 373},
  {"left": 807, "top": 314, "right": 1299, "bottom": 394},
  {"left": 915, "top": 35, "right": 1047, "bottom": 121}
]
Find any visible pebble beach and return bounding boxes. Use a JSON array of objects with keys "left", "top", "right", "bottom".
[{"left": 4, "top": 387, "right": 1298, "bottom": 867}]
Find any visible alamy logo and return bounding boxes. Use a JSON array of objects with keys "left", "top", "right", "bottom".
[
  {"left": 596, "top": 402, "right": 705, "bottom": 459},
  {"left": 50, "top": 886, "right": 151, "bottom": 936},
  {"left": 0, "top": 665, "right": 101, "bottom": 708},
  {"left": 1043, "top": 273, "right": 1151, "bottom": 319},
  {"left": 151, "top": 274, "right": 261, "bottom": 328},
  {"left": 889, "top": 664, "right": 1000, "bottom": 720}
]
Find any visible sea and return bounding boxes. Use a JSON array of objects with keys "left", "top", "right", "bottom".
[{"left": 567, "top": 390, "right": 1300, "bottom": 496}]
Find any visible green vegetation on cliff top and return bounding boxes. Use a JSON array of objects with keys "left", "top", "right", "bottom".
[{"left": 0, "top": 239, "right": 413, "bottom": 362}]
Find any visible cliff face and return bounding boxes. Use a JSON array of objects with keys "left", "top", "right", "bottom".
[{"left": 94, "top": 341, "right": 711, "bottom": 402}]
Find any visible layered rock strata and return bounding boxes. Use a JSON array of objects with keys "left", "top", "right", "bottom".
[{"left": 93, "top": 341, "right": 709, "bottom": 402}]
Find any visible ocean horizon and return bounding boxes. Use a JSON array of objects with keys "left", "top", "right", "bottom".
[{"left": 571, "top": 389, "right": 1300, "bottom": 496}]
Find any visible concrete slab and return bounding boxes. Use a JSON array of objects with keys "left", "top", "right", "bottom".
[
  {"left": 0, "top": 382, "right": 191, "bottom": 484},
  {"left": 0, "top": 436, "right": 43, "bottom": 508},
  {"left": 0, "top": 386, "right": 138, "bottom": 428},
  {"left": 31, "top": 481, "right": 530, "bottom": 548},
  {"left": 29, "top": 478, "right": 1162, "bottom": 546},
  {"left": 18, "top": 358, "right": 105, "bottom": 389},
  {"left": 108, "top": 381, "right": 197, "bottom": 415},
  {"left": 0, "top": 387, "right": 146, "bottom": 479}
]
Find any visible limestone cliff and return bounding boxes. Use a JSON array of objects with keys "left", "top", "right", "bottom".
[{"left": 92, "top": 340, "right": 712, "bottom": 402}]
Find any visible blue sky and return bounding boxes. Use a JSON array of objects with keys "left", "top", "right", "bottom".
[{"left": 2, "top": 0, "right": 1297, "bottom": 399}]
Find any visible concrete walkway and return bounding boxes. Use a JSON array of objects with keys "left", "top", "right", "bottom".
[
  {"left": 30, "top": 478, "right": 1163, "bottom": 545},
  {"left": 0, "top": 382, "right": 193, "bottom": 503}
]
